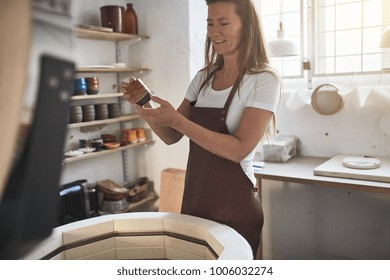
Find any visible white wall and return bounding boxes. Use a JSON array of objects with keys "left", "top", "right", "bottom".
[
  {"left": 279, "top": 75, "right": 390, "bottom": 158},
  {"left": 188, "top": 0, "right": 208, "bottom": 78}
]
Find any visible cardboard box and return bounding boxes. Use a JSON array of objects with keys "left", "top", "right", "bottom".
[{"left": 159, "top": 168, "right": 186, "bottom": 213}]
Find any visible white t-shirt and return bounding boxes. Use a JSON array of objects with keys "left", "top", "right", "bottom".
[{"left": 185, "top": 70, "right": 280, "bottom": 186}]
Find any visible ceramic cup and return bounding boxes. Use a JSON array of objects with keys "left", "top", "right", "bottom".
[
  {"left": 85, "top": 77, "right": 99, "bottom": 95},
  {"left": 82, "top": 104, "right": 95, "bottom": 122},
  {"left": 79, "top": 139, "right": 87, "bottom": 149},
  {"left": 100, "top": 5, "right": 125, "bottom": 33},
  {"left": 69, "top": 105, "right": 83, "bottom": 123},
  {"left": 95, "top": 104, "right": 109, "bottom": 120},
  {"left": 73, "top": 78, "right": 87, "bottom": 95},
  {"left": 108, "top": 103, "right": 120, "bottom": 118}
]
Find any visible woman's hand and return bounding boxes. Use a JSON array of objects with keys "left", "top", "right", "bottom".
[{"left": 136, "top": 95, "right": 181, "bottom": 128}]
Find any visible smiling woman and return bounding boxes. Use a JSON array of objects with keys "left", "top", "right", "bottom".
[{"left": 121, "top": 0, "right": 281, "bottom": 259}]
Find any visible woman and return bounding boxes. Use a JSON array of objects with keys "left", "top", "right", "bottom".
[{"left": 121, "top": 0, "right": 280, "bottom": 259}]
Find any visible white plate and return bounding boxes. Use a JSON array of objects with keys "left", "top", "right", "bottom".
[
  {"left": 112, "top": 63, "right": 127, "bottom": 69},
  {"left": 342, "top": 156, "right": 381, "bottom": 170},
  {"left": 79, "top": 65, "right": 115, "bottom": 69},
  {"left": 75, "top": 24, "right": 113, "bottom": 33},
  {"left": 78, "top": 147, "right": 96, "bottom": 153},
  {"left": 65, "top": 150, "right": 84, "bottom": 157}
]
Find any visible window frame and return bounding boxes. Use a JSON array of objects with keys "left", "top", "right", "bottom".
[
  {"left": 260, "top": 0, "right": 390, "bottom": 79},
  {"left": 312, "top": 0, "right": 390, "bottom": 77},
  {"left": 259, "top": 0, "right": 305, "bottom": 79}
]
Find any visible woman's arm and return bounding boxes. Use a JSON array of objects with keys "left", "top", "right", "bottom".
[{"left": 138, "top": 95, "right": 273, "bottom": 163}]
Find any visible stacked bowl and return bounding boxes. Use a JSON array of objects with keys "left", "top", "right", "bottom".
[
  {"left": 108, "top": 103, "right": 121, "bottom": 118},
  {"left": 69, "top": 106, "right": 82, "bottom": 123},
  {"left": 95, "top": 104, "right": 109, "bottom": 120},
  {"left": 82, "top": 104, "right": 95, "bottom": 122}
]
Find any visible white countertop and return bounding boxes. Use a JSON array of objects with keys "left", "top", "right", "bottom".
[{"left": 255, "top": 156, "right": 390, "bottom": 194}]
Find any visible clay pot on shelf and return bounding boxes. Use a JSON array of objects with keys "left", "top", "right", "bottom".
[
  {"left": 72, "top": 78, "right": 86, "bottom": 95},
  {"left": 94, "top": 104, "right": 108, "bottom": 120},
  {"left": 69, "top": 105, "right": 82, "bottom": 123},
  {"left": 108, "top": 103, "right": 121, "bottom": 118},
  {"left": 85, "top": 77, "right": 99, "bottom": 95},
  {"left": 82, "top": 104, "right": 95, "bottom": 122},
  {"left": 100, "top": 5, "right": 125, "bottom": 33},
  {"left": 136, "top": 127, "right": 146, "bottom": 142}
]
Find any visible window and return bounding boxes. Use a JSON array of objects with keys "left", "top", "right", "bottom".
[
  {"left": 314, "top": 0, "right": 390, "bottom": 75},
  {"left": 259, "top": 0, "right": 390, "bottom": 77},
  {"left": 259, "top": 0, "right": 304, "bottom": 78}
]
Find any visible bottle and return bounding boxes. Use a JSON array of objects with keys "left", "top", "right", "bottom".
[{"left": 123, "top": 3, "right": 138, "bottom": 35}]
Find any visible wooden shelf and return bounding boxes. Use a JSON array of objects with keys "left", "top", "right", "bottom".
[
  {"left": 63, "top": 140, "right": 155, "bottom": 164},
  {"left": 75, "top": 67, "right": 150, "bottom": 74},
  {"left": 71, "top": 93, "right": 123, "bottom": 101},
  {"left": 67, "top": 114, "right": 140, "bottom": 129},
  {"left": 74, "top": 27, "right": 149, "bottom": 42}
]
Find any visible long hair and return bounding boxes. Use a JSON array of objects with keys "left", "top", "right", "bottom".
[{"left": 202, "top": 0, "right": 279, "bottom": 141}]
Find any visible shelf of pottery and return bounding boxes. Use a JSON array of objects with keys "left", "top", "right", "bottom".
[{"left": 64, "top": 28, "right": 154, "bottom": 164}]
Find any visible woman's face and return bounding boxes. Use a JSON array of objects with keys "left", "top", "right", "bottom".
[{"left": 207, "top": 2, "right": 242, "bottom": 58}]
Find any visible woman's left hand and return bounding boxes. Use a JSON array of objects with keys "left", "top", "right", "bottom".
[{"left": 136, "top": 95, "right": 180, "bottom": 128}]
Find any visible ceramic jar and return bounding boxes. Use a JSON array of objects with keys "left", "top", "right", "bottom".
[
  {"left": 82, "top": 104, "right": 95, "bottom": 122},
  {"left": 69, "top": 106, "right": 82, "bottom": 123},
  {"left": 72, "top": 78, "right": 86, "bottom": 95},
  {"left": 85, "top": 77, "right": 99, "bottom": 95},
  {"left": 136, "top": 127, "right": 146, "bottom": 142},
  {"left": 100, "top": 5, "right": 125, "bottom": 33},
  {"left": 123, "top": 3, "right": 138, "bottom": 35},
  {"left": 94, "top": 104, "right": 108, "bottom": 120}
]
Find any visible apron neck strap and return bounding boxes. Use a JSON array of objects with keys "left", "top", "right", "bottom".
[
  {"left": 198, "top": 69, "right": 238, "bottom": 113},
  {"left": 223, "top": 85, "right": 237, "bottom": 112}
]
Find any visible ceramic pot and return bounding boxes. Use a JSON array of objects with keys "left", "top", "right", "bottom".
[
  {"left": 72, "top": 78, "right": 86, "bottom": 95},
  {"left": 100, "top": 5, "right": 125, "bottom": 33},
  {"left": 85, "top": 77, "right": 99, "bottom": 95},
  {"left": 123, "top": 3, "right": 138, "bottom": 35}
]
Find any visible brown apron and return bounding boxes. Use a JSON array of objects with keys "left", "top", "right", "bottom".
[{"left": 181, "top": 88, "right": 264, "bottom": 259}]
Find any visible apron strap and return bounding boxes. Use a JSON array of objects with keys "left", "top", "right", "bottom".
[
  {"left": 197, "top": 69, "right": 238, "bottom": 115},
  {"left": 223, "top": 86, "right": 236, "bottom": 112}
]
